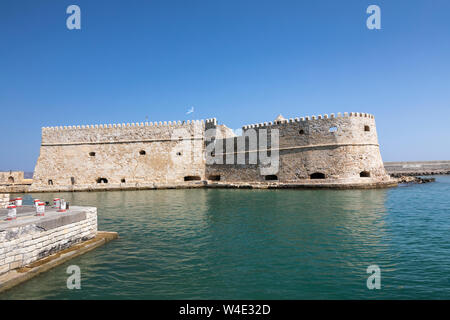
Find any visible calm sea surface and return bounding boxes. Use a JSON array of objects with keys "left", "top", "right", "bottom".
[{"left": 1, "top": 176, "right": 450, "bottom": 299}]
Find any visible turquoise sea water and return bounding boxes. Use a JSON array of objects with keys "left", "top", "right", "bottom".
[{"left": 1, "top": 176, "right": 450, "bottom": 299}]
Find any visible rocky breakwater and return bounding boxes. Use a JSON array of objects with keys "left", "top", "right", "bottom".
[{"left": 394, "top": 175, "right": 436, "bottom": 184}]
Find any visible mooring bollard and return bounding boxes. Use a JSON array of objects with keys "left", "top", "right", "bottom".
[
  {"left": 36, "top": 202, "right": 45, "bottom": 216},
  {"left": 58, "top": 199, "right": 67, "bottom": 213},
  {"left": 53, "top": 198, "right": 61, "bottom": 208},
  {"left": 15, "top": 197, "right": 23, "bottom": 207},
  {"left": 6, "top": 204, "right": 17, "bottom": 220}
]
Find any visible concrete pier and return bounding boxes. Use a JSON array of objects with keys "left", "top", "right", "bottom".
[{"left": 0, "top": 205, "right": 117, "bottom": 293}]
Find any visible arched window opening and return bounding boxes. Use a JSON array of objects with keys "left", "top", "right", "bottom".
[
  {"left": 299, "top": 129, "right": 305, "bottom": 135},
  {"left": 7, "top": 176, "right": 14, "bottom": 183},
  {"left": 121, "top": 178, "right": 126, "bottom": 183},
  {"left": 265, "top": 175, "right": 278, "bottom": 181},
  {"left": 70, "top": 177, "right": 75, "bottom": 185},
  {"left": 184, "top": 176, "right": 201, "bottom": 181},
  {"left": 96, "top": 177, "right": 108, "bottom": 184},
  {"left": 48, "top": 179, "right": 53, "bottom": 185},
  {"left": 310, "top": 172, "right": 326, "bottom": 179},
  {"left": 139, "top": 150, "right": 146, "bottom": 155},
  {"left": 89, "top": 152, "right": 96, "bottom": 157},
  {"left": 360, "top": 171, "right": 371, "bottom": 178},
  {"left": 364, "top": 125, "right": 370, "bottom": 132},
  {"left": 208, "top": 175, "right": 221, "bottom": 181},
  {"left": 176, "top": 152, "right": 182, "bottom": 156}
]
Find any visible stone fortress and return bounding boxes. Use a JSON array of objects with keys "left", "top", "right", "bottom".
[{"left": 28, "top": 112, "right": 396, "bottom": 191}]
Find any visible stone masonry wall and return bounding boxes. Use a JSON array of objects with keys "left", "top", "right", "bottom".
[
  {"left": 206, "top": 112, "right": 390, "bottom": 183},
  {"left": 31, "top": 112, "right": 391, "bottom": 189},
  {"left": 32, "top": 120, "right": 215, "bottom": 189},
  {"left": 0, "top": 194, "right": 9, "bottom": 209},
  {"left": 0, "top": 172, "right": 24, "bottom": 185},
  {"left": 0, "top": 207, "right": 97, "bottom": 275}
]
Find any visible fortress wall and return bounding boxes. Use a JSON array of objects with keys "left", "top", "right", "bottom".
[
  {"left": 33, "top": 120, "right": 210, "bottom": 188},
  {"left": 41, "top": 120, "right": 207, "bottom": 145},
  {"left": 206, "top": 113, "right": 388, "bottom": 183},
  {"left": 206, "top": 145, "right": 387, "bottom": 182},
  {"left": 0, "top": 172, "right": 25, "bottom": 185},
  {"left": 242, "top": 112, "right": 378, "bottom": 148}
]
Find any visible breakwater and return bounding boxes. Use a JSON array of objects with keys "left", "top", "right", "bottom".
[{"left": 384, "top": 160, "right": 450, "bottom": 176}]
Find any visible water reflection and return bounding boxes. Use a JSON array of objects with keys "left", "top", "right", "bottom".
[{"left": 3, "top": 177, "right": 450, "bottom": 299}]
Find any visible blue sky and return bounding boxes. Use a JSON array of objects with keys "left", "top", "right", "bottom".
[{"left": 1, "top": 0, "right": 449, "bottom": 171}]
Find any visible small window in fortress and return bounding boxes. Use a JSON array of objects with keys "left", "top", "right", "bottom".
[
  {"left": 184, "top": 176, "right": 201, "bottom": 181},
  {"left": 299, "top": 129, "right": 305, "bottom": 135},
  {"left": 70, "top": 177, "right": 75, "bottom": 185},
  {"left": 48, "top": 180, "right": 53, "bottom": 185},
  {"left": 139, "top": 150, "right": 146, "bottom": 155},
  {"left": 177, "top": 152, "right": 182, "bottom": 156},
  {"left": 121, "top": 178, "right": 126, "bottom": 183},
  {"left": 96, "top": 178, "right": 108, "bottom": 184},
  {"left": 360, "top": 171, "right": 371, "bottom": 178},
  {"left": 310, "top": 172, "right": 326, "bottom": 179},
  {"left": 8, "top": 176, "right": 14, "bottom": 183},
  {"left": 329, "top": 126, "right": 338, "bottom": 133},
  {"left": 364, "top": 125, "right": 370, "bottom": 132},
  {"left": 265, "top": 175, "right": 278, "bottom": 181},
  {"left": 208, "top": 175, "right": 221, "bottom": 181},
  {"left": 89, "top": 152, "right": 96, "bottom": 157}
]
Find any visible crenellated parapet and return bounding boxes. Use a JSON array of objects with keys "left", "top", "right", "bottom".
[
  {"left": 242, "top": 112, "right": 374, "bottom": 130},
  {"left": 31, "top": 111, "right": 392, "bottom": 189},
  {"left": 239, "top": 112, "right": 378, "bottom": 149},
  {"left": 41, "top": 119, "right": 210, "bottom": 145}
]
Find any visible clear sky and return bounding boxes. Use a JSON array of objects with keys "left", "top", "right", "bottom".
[{"left": 1, "top": 0, "right": 449, "bottom": 171}]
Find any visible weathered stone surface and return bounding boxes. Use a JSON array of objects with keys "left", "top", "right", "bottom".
[
  {"left": 0, "top": 206, "right": 97, "bottom": 275},
  {"left": 0, "top": 194, "right": 9, "bottom": 209},
  {"left": 0, "top": 172, "right": 24, "bottom": 185},
  {"left": 30, "top": 113, "right": 393, "bottom": 191}
]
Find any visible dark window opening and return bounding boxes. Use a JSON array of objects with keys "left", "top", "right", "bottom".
[
  {"left": 265, "top": 175, "right": 278, "bottom": 181},
  {"left": 208, "top": 175, "right": 221, "bottom": 181},
  {"left": 310, "top": 172, "right": 326, "bottom": 179},
  {"left": 364, "top": 125, "right": 370, "bottom": 132},
  {"left": 360, "top": 171, "right": 371, "bottom": 178},
  {"left": 121, "top": 178, "right": 126, "bottom": 183},
  {"left": 96, "top": 178, "right": 108, "bottom": 184},
  {"left": 48, "top": 179, "right": 53, "bottom": 185},
  {"left": 70, "top": 177, "right": 75, "bottom": 185},
  {"left": 299, "top": 129, "right": 305, "bottom": 135},
  {"left": 176, "top": 152, "right": 182, "bottom": 156},
  {"left": 8, "top": 176, "right": 14, "bottom": 183},
  {"left": 89, "top": 152, "right": 96, "bottom": 157},
  {"left": 184, "top": 176, "right": 201, "bottom": 181},
  {"left": 139, "top": 150, "right": 146, "bottom": 155}
]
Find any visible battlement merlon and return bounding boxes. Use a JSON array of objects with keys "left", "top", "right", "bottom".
[
  {"left": 241, "top": 112, "right": 374, "bottom": 130},
  {"left": 237, "top": 112, "right": 379, "bottom": 148},
  {"left": 40, "top": 119, "right": 219, "bottom": 145}
]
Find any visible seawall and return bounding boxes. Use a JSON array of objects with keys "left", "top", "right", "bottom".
[
  {"left": 384, "top": 161, "right": 450, "bottom": 176},
  {"left": 0, "top": 205, "right": 118, "bottom": 293}
]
